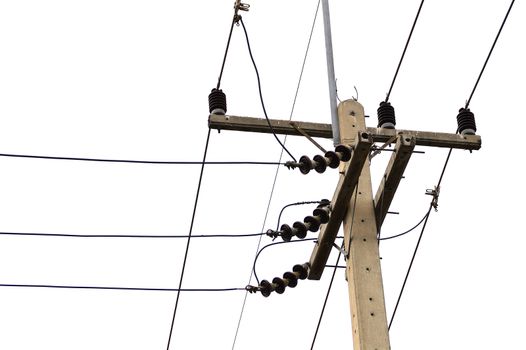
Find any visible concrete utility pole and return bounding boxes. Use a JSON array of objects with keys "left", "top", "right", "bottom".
[{"left": 209, "top": 101, "right": 480, "bottom": 349}]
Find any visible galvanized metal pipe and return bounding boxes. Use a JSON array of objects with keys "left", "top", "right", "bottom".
[{"left": 321, "top": 0, "right": 340, "bottom": 145}]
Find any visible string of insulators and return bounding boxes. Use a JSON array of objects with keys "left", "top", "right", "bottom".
[
  {"left": 377, "top": 101, "right": 396, "bottom": 129},
  {"left": 287, "top": 144, "right": 352, "bottom": 174},
  {"left": 252, "top": 263, "right": 310, "bottom": 297},
  {"left": 208, "top": 88, "right": 227, "bottom": 115},
  {"left": 279, "top": 200, "right": 331, "bottom": 242},
  {"left": 456, "top": 107, "right": 477, "bottom": 135}
]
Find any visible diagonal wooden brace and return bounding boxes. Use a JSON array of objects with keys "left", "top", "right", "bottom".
[
  {"left": 374, "top": 134, "right": 416, "bottom": 229},
  {"left": 308, "top": 132, "right": 373, "bottom": 280}
]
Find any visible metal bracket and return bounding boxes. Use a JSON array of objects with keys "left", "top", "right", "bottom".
[
  {"left": 290, "top": 121, "right": 327, "bottom": 154},
  {"left": 370, "top": 134, "right": 397, "bottom": 159},
  {"left": 426, "top": 186, "right": 440, "bottom": 211}
]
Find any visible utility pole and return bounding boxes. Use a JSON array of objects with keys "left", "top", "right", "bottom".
[{"left": 209, "top": 102, "right": 480, "bottom": 349}]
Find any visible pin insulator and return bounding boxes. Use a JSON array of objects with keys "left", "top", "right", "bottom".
[
  {"left": 298, "top": 155, "right": 313, "bottom": 175},
  {"left": 292, "top": 221, "right": 308, "bottom": 239},
  {"left": 324, "top": 151, "right": 341, "bottom": 168},
  {"left": 313, "top": 154, "right": 328, "bottom": 173},
  {"left": 283, "top": 271, "right": 298, "bottom": 288},
  {"left": 313, "top": 206, "right": 330, "bottom": 224},
  {"left": 304, "top": 215, "right": 321, "bottom": 232},
  {"left": 377, "top": 101, "right": 396, "bottom": 129},
  {"left": 456, "top": 107, "right": 477, "bottom": 135},
  {"left": 208, "top": 88, "right": 227, "bottom": 115},
  {"left": 280, "top": 224, "right": 293, "bottom": 242},
  {"left": 259, "top": 280, "right": 273, "bottom": 297},
  {"left": 272, "top": 277, "right": 287, "bottom": 294},
  {"left": 293, "top": 263, "right": 309, "bottom": 280},
  {"left": 334, "top": 145, "right": 352, "bottom": 162}
]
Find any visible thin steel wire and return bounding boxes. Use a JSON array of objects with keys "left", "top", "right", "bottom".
[
  {"left": 230, "top": 3, "right": 320, "bottom": 348},
  {"left": 388, "top": 149, "right": 452, "bottom": 330},
  {"left": 166, "top": 128, "right": 211, "bottom": 350}
]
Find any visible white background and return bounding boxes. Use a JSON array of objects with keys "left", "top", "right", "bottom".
[{"left": 0, "top": 0, "right": 524, "bottom": 349}]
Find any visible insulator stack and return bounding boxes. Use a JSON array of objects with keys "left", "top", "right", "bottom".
[
  {"left": 258, "top": 263, "right": 309, "bottom": 297},
  {"left": 208, "top": 88, "right": 227, "bottom": 115},
  {"left": 456, "top": 107, "right": 476, "bottom": 135},
  {"left": 279, "top": 201, "right": 331, "bottom": 242},
  {"left": 297, "top": 145, "right": 352, "bottom": 175},
  {"left": 377, "top": 101, "right": 396, "bottom": 129}
]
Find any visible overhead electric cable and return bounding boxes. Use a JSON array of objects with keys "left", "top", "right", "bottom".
[
  {"left": 216, "top": 16, "right": 237, "bottom": 89},
  {"left": 238, "top": 16, "right": 297, "bottom": 162},
  {"left": 465, "top": 0, "right": 515, "bottom": 108},
  {"left": 231, "top": 3, "right": 320, "bottom": 349},
  {"left": 276, "top": 200, "right": 324, "bottom": 231},
  {"left": 0, "top": 153, "right": 284, "bottom": 166},
  {"left": 0, "top": 231, "right": 269, "bottom": 239},
  {"left": 388, "top": 149, "right": 452, "bottom": 330},
  {"left": 252, "top": 238, "right": 318, "bottom": 285},
  {"left": 378, "top": 209, "right": 430, "bottom": 241},
  {"left": 385, "top": 0, "right": 425, "bottom": 102},
  {"left": 310, "top": 247, "right": 343, "bottom": 350},
  {"left": 0, "top": 283, "right": 247, "bottom": 293},
  {"left": 166, "top": 128, "right": 211, "bottom": 350}
]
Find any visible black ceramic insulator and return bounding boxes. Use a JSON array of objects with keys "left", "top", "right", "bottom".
[
  {"left": 456, "top": 108, "right": 477, "bottom": 135},
  {"left": 298, "top": 155, "right": 313, "bottom": 175},
  {"left": 208, "top": 88, "right": 227, "bottom": 115},
  {"left": 283, "top": 271, "right": 298, "bottom": 288},
  {"left": 304, "top": 215, "right": 321, "bottom": 232},
  {"left": 292, "top": 221, "right": 308, "bottom": 239},
  {"left": 317, "top": 199, "right": 330, "bottom": 208},
  {"left": 293, "top": 264, "right": 309, "bottom": 280},
  {"left": 272, "top": 277, "right": 287, "bottom": 294},
  {"left": 280, "top": 224, "right": 293, "bottom": 242},
  {"left": 313, "top": 206, "right": 330, "bottom": 224},
  {"left": 324, "top": 151, "right": 340, "bottom": 168},
  {"left": 259, "top": 280, "right": 273, "bottom": 297},
  {"left": 377, "top": 101, "right": 396, "bottom": 128},
  {"left": 313, "top": 155, "right": 328, "bottom": 173},
  {"left": 334, "top": 145, "right": 352, "bottom": 162}
]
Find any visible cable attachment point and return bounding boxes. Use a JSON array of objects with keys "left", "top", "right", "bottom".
[
  {"left": 265, "top": 229, "right": 281, "bottom": 240},
  {"left": 256, "top": 263, "right": 309, "bottom": 297},
  {"left": 294, "top": 145, "right": 352, "bottom": 175},
  {"left": 234, "top": 0, "right": 250, "bottom": 22},
  {"left": 278, "top": 200, "right": 331, "bottom": 242},
  {"left": 425, "top": 186, "right": 440, "bottom": 211},
  {"left": 456, "top": 107, "right": 477, "bottom": 135},
  {"left": 246, "top": 285, "right": 259, "bottom": 293}
]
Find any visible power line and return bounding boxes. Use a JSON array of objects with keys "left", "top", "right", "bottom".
[
  {"left": 0, "top": 283, "right": 247, "bottom": 293},
  {"left": 310, "top": 246, "right": 343, "bottom": 350},
  {"left": 465, "top": 0, "right": 515, "bottom": 108},
  {"left": 0, "top": 231, "right": 269, "bottom": 239},
  {"left": 276, "top": 200, "right": 324, "bottom": 231},
  {"left": 238, "top": 16, "right": 297, "bottom": 162},
  {"left": 385, "top": 0, "right": 425, "bottom": 102},
  {"left": 253, "top": 238, "right": 318, "bottom": 285},
  {"left": 388, "top": 148, "right": 452, "bottom": 330},
  {"left": 378, "top": 209, "right": 430, "bottom": 241},
  {"left": 216, "top": 16, "right": 238, "bottom": 90},
  {"left": 0, "top": 153, "right": 285, "bottom": 166},
  {"left": 166, "top": 128, "right": 211, "bottom": 350},
  {"left": 231, "top": 3, "right": 320, "bottom": 348}
]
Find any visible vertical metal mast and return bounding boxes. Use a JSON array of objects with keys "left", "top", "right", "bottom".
[{"left": 321, "top": 0, "right": 340, "bottom": 145}]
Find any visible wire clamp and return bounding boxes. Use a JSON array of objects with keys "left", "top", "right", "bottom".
[
  {"left": 425, "top": 186, "right": 440, "bottom": 211},
  {"left": 234, "top": 0, "right": 250, "bottom": 22},
  {"left": 245, "top": 285, "right": 259, "bottom": 293}
]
